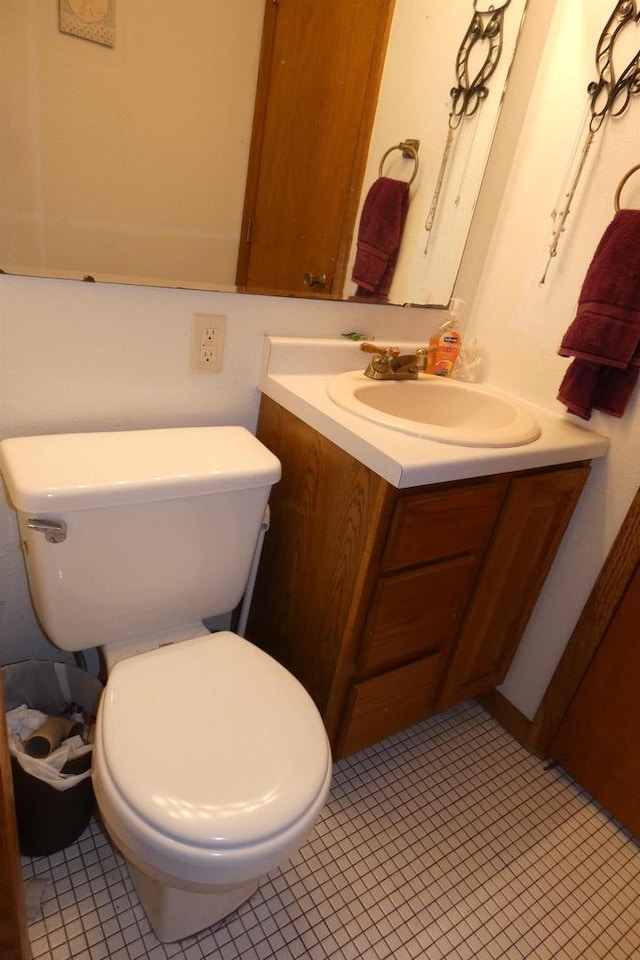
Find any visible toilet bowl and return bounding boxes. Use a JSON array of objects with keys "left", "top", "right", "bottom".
[
  {"left": 94, "top": 630, "right": 332, "bottom": 941},
  {"left": 0, "top": 426, "right": 332, "bottom": 942}
]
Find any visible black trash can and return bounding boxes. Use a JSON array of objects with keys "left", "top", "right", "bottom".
[{"left": 3, "top": 660, "right": 103, "bottom": 857}]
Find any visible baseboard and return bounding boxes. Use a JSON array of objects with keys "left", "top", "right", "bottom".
[{"left": 476, "top": 691, "right": 542, "bottom": 756}]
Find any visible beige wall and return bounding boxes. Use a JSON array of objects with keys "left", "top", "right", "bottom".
[
  {"left": 465, "top": 0, "right": 640, "bottom": 717},
  {"left": 1, "top": 0, "right": 639, "bottom": 724},
  {"left": 0, "top": 0, "right": 262, "bottom": 284}
]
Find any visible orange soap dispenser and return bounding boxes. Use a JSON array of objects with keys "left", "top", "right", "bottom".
[{"left": 434, "top": 298, "right": 464, "bottom": 377}]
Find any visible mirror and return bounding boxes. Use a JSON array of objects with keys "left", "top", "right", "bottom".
[{"left": 0, "top": 0, "right": 527, "bottom": 306}]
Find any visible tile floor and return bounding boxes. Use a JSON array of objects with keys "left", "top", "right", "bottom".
[{"left": 21, "top": 700, "right": 640, "bottom": 960}]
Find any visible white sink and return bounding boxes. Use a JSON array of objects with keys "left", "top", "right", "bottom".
[{"left": 327, "top": 371, "right": 541, "bottom": 447}]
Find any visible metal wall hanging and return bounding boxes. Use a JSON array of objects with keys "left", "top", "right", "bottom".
[
  {"left": 425, "top": 0, "right": 512, "bottom": 247},
  {"left": 615, "top": 163, "right": 640, "bottom": 209},
  {"left": 378, "top": 139, "right": 420, "bottom": 186},
  {"left": 541, "top": 0, "right": 640, "bottom": 282}
]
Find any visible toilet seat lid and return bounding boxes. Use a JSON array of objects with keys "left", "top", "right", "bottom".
[{"left": 99, "top": 632, "right": 330, "bottom": 851}]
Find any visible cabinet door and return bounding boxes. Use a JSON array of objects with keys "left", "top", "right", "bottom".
[{"left": 436, "top": 465, "right": 590, "bottom": 710}]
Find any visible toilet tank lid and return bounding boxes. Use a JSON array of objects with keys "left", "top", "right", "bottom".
[{"left": 0, "top": 427, "right": 281, "bottom": 512}]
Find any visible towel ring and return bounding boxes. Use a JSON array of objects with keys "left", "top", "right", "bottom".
[
  {"left": 378, "top": 140, "right": 419, "bottom": 186},
  {"left": 614, "top": 164, "right": 640, "bottom": 211}
]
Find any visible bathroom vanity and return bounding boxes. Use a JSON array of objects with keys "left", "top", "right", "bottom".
[{"left": 246, "top": 338, "right": 609, "bottom": 759}]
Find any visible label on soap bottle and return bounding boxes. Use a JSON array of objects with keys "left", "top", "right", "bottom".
[{"left": 434, "top": 332, "right": 461, "bottom": 377}]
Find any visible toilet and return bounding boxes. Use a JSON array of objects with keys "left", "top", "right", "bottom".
[{"left": 0, "top": 426, "right": 332, "bottom": 943}]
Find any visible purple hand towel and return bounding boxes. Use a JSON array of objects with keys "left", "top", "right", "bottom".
[
  {"left": 351, "top": 177, "right": 409, "bottom": 300},
  {"left": 595, "top": 364, "right": 640, "bottom": 418},
  {"left": 558, "top": 209, "right": 640, "bottom": 418},
  {"left": 557, "top": 360, "right": 603, "bottom": 420}
]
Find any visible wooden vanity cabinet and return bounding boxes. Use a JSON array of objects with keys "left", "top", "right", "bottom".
[
  {"left": 247, "top": 396, "right": 590, "bottom": 758},
  {"left": 434, "top": 467, "right": 591, "bottom": 712}
]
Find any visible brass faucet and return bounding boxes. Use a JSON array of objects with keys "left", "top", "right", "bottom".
[{"left": 360, "top": 342, "right": 435, "bottom": 380}]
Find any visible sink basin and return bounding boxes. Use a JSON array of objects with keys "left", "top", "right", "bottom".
[{"left": 327, "top": 371, "right": 541, "bottom": 447}]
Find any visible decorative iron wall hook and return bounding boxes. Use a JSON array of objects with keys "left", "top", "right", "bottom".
[
  {"left": 541, "top": 0, "right": 640, "bottom": 281},
  {"left": 450, "top": 0, "right": 512, "bottom": 129},
  {"left": 425, "top": 0, "right": 512, "bottom": 243},
  {"left": 589, "top": 0, "right": 640, "bottom": 131}
]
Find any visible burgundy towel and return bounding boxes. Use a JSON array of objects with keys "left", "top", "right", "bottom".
[
  {"left": 558, "top": 360, "right": 604, "bottom": 420},
  {"left": 558, "top": 355, "right": 640, "bottom": 420},
  {"left": 558, "top": 210, "right": 640, "bottom": 418},
  {"left": 595, "top": 364, "right": 640, "bottom": 417},
  {"left": 351, "top": 177, "right": 409, "bottom": 300}
]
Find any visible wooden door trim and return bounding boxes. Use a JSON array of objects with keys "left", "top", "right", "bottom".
[
  {"left": 0, "top": 672, "right": 32, "bottom": 960},
  {"left": 482, "top": 486, "right": 640, "bottom": 757}
]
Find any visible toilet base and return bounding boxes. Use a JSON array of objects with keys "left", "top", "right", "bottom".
[{"left": 128, "top": 861, "right": 259, "bottom": 943}]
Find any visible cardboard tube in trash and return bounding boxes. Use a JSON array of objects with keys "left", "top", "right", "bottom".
[{"left": 24, "top": 717, "right": 83, "bottom": 758}]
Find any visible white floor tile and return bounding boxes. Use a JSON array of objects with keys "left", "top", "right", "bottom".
[{"left": 21, "top": 701, "right": 640, "bottom": 960}]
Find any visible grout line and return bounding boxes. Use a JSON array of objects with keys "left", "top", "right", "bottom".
[{"left": 20, "top": 702, "right": 640, "bottom": 960}]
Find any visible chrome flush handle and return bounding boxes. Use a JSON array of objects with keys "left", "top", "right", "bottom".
[{"left": 26, "top": 518, "right": 67, "bottom": 543}]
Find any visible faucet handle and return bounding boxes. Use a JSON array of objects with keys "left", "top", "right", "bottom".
[
  {"left": 360, "top": 343, "right": 400, "bottom": 358},
  {"left": 416, "top": 344, "right": 437, "bottom": 356},
  {"left": 414, "top": 344, "right": 437, "bottom": 374}
]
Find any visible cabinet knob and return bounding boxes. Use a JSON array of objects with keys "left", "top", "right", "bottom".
[{"left": 303, "top": 272, "right": 327, "bottom": 290}]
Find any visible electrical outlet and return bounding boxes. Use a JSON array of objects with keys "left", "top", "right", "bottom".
[{"left": 189, "top": 314, "right": 226, "bottom": 373}]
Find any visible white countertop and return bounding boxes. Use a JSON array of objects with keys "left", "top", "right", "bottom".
[{"left": 258, "top": 337, "right": 609, "bottom": 489}]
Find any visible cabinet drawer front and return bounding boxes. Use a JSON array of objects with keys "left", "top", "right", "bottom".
[
  {"left": 359, "top": 553, "right": 477, "bottom": 672},
  {"left": 382, "top": 478, "right": 507, "bottom": 572},
  {"left": 337, "top": 654, "right": 445, "bottom": 758},
  {"left": 436, "top": 464, "right": 590, "bottom": 710}
]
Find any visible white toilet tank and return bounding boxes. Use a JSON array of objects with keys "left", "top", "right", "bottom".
[{"left": 0, "top": 427, "right": 280, "bottom": 652}]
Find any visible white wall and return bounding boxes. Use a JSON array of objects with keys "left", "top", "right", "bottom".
[
  {"left": 0, "top": 277, "right": 424, "bottom": 666},
  {"left": 350, "top": 0, "right": 528, "bottom": 306},
  {"left": 2, "top": 0, "right": 639, "bottom": 727},
  {"left": 467, "top": 0, "right": 640, "bottom": 718}
]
